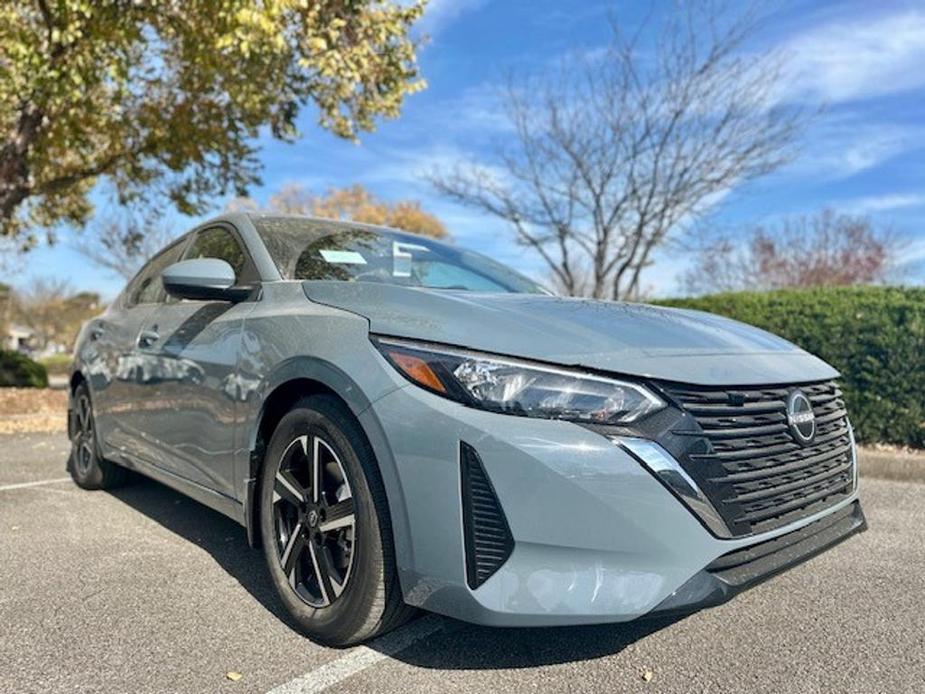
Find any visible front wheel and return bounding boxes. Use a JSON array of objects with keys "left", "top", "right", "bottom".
[{"left": 259, "top": 395, "right": 414, "bottom": 646}]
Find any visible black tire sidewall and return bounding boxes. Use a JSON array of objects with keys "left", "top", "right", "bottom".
[
  {"left": 259, "top": 397, "right": 388, "bottom": 645},
  {"left": 70, "top": 383, "right": 105, "bottom": 489}
]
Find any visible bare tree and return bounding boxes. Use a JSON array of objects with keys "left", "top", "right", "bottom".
[
  {"left": 11, "top": 278, "right": 100, "bottom": 351},
  {"left": 429, "top": 3, "right": 809, "bottom": 299},
  {"left": 682, "top": 209, "right": 902, "bottom": 294},
  {"left": 74, "top": 211, "right": 179, "bottom": 280}
]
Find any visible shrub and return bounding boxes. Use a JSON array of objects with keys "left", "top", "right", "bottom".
[
  {"left": 656, "top": 286, "right": 925, "bottom": 448},
  {"left": 0, "top": 350, "right": 49, "bottom": 388}
]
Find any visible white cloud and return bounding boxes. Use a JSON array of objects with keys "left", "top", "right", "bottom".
[
  {"left": 782, "top": 10, "right": 925, "bottom": 104},
  {"left": 416, "top": 0, "right": 489, "bottom": 37},
  {"left": 900, "top": 238, "right": 925, "bottom": 266},
  {"left": 359, "top": 141, "right": 513, "bottom": 199},
  {"left": 391, "top": 82, "right": 512, "bottom": 142},
  {"left": 785, "top": 118, "right": 922, "bottom": 179},
  {"left": 841, "top": 193, "right": 925, "bottom": 214},
  {"left": 444, "top": 83, "right": 512, "bottom": 133},
  {"left": 895, "top": 238, "right": 925, "bottom": 282}
]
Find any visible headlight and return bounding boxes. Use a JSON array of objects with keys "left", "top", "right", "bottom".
[{"left": 373, "top": 337, "right": 664, "bottom": 424}]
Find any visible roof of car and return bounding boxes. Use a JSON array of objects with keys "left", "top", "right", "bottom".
[{"left": 242, "top": 212, "right": 405, "bottom": 236}]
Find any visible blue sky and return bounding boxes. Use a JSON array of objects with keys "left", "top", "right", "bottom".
[{"left": 14, "top": 0, "right": 925, "bottom": 299}]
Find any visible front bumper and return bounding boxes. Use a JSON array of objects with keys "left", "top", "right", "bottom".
[
  {"left": 650, "top": 499, "right": 866, "bottom": 618},
  {"left": 366, "top": 384, "right": 865, "bottom": 627}
]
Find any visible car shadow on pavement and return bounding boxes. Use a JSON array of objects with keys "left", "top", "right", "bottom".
[
  {"left": 106, "top": 476, "right": 305, "bottom": 634},
  {"left": 388, "top": 614, "right": 683, "bottom": 670},
  {"left": 109, "top": 475, "right": 684, "bottom": 668}
]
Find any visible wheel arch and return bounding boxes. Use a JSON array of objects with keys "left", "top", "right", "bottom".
[
  {"left": 243, "top": 358, "right": 410, "bottom": 571},
  {"left": 67, "top": 370, "right": 88, "bottom": 439},
  {"left": 245, "top": 358, "right": 376, "bottom": 474},
  {"left": 69, "top": 370, "right": 87, "bottom": 392}
]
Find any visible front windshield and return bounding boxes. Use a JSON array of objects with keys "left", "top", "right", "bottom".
[{"left": 253, "top": 216, "right": 545, "bottom": 294}]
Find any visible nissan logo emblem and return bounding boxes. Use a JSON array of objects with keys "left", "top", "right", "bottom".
[{"left": 787, "top": 390, "right": 816, "bottom": 445}]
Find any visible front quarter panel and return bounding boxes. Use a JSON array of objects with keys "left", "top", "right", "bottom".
[
  {"left": 234, "top": 281, "right": 421, "bottom": 566},
  {"left": 233, "top": 281, "right": 406, "bottom": 491}
]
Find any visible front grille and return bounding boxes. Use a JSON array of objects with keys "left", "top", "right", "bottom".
[
  {"left": 460, "top": 442, "right": 514, "bottom": 588},
  {"left": 660, "top": 380, "right": 855, "bottom": 536}
]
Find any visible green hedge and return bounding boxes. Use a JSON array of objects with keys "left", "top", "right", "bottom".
[
  {"left": 0, "top": 350, "right": 49, "bottom": 388},
  {"left": 657, "top": 286, "right": 925, "bottom": 448}
]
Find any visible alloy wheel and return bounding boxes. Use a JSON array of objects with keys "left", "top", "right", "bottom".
[
  {"left": 272, "top": 434, "right": 356, "bottom": 608},
  {"left": 73, "top": 392, "right": 96, "bottom": 476}
]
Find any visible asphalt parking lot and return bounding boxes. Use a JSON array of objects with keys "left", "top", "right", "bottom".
[{"left": 1, "top": 432, "right": 924, "bottom": 694}]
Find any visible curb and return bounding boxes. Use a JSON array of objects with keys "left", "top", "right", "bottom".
[{"left": 858, "top": 447, "right": 925, "bottom": 484}]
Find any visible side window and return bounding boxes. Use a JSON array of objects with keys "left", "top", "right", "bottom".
[
  {"left": 183, "top": 227, "right": 256, "bottom": 284},
  {"left": 125, "top": 241, "right": 187, "bottom": 307}
]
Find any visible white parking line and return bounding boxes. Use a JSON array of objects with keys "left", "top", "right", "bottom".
[
  {"left": 0, "top": 477, "right": 71, "bottom": 492},
  {"left": 267, "top": 614, "right": 448, "bottom": 694}
]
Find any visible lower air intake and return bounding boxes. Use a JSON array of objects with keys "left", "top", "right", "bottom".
[{"left": 460, "top": 442, "right": 514, "bottom": 589}]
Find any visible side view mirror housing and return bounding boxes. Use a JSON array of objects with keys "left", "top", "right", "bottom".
[{"left": 162, "top": 258, "right": 251, "bottom": 302}]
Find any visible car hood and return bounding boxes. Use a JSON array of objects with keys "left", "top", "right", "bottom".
[{"left": 302, "top": 281, "right": 838, "bottom": 386}]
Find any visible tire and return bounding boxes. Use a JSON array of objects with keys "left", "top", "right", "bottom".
[
  {"left": 259, "top": 394, "right": 415, "bottom": 646},
  {"left": 69, "top": 382, "right": 128, "bottom": 490}
]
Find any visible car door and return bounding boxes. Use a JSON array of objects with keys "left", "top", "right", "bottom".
[
  {"left": 88, "top": 239, "right": 189, "bottom": 464},
  {"left": 131, "top": 224, "right": 258, "bottom": 497}
]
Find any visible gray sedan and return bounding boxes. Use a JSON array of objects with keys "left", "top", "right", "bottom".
[{"left": 69, "top": 214, "right": 865, "bottom": 646}]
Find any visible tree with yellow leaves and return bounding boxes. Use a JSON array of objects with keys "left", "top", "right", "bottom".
[
  {"left": 0, "top": 1, "right": 428, "bottom": 248},
  {"left": 232, "top": 183, "right": 447, "bottom": 238}
]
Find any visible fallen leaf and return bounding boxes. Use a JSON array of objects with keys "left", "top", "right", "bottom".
[
  {"left": 0, "top": 389, "right": 68, "bottom": 434},
  {"left": 226, "top": 672, "right": 243, "bottom": 682}
]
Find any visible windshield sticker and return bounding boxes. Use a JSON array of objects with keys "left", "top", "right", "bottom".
[
  {"left": 392, "top": 241, "right": 430, "bottom": 277},
  {"left": 319, "top": 249, "right": 368, "bottom": 265}
]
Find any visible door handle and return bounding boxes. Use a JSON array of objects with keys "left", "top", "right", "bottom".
[{"left": 138, "top": 329, "right": 160, "bottom": 348}]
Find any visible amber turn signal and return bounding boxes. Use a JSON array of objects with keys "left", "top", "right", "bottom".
[{"left": 386, "top": 350, "right": 447, "bottom": 393}]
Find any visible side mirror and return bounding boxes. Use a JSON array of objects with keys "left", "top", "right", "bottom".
[{"left": 162, "top": 259, "right": 251, "bottom": 302}]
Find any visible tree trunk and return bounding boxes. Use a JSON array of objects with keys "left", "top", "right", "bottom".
[{"left": 0, "top": 105, "right": 43, "bottom": 226}]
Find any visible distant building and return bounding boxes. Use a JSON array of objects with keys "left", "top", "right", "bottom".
[{"left": 2, "top": 323, "right": 36, "bottom": 353}]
